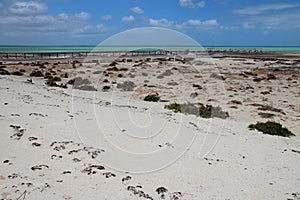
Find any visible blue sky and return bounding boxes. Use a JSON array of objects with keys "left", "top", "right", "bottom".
[{"left": 0, "top": 0, "right": 299, "bottom": 46}]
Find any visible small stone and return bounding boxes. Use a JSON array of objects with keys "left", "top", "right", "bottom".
[
  {"left": 3, "top": 160, "right": 9, "bottom": 164},
  {"left": 156, "top": 186, "right": 168, "bottom": 194}
]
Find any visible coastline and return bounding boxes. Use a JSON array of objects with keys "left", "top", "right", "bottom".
[{"left": 1, "top": 45, "right": 300, "bottom": 54}]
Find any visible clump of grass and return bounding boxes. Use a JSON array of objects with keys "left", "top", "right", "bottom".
[
  {"left": 192, "top": 84, "right": 202, "bottom": 90},
  {"left": 164, "top": 102, "right": 182, "bottom": 113},
  {"left": 67, "top": 77, "right": 96, "bottom": 91},
  {"left": 199, "top": 104, "right": 229, "bottom": 119},
  {"left": 11, "top": 71, "right": 24, "bottom": 76},
  {"left": 0, "top": 68, "right": 11, "bottom": 75},
  {"left": 267, "top": 74, "right": 276, "bottom": 80},
  {"left": 109, "top": 61, "right": 118, "bottom": 67},
  {"left": 165, "top": 102, "right": 229, "bottom": 119},
  {"left": 258, "top": 105, "right": 285, "bottom": 115},
  {"left": 45, "top": 76, "right": 66, "bottom": 88},
  {"left": 117, "top": 81, "right": 135, "bottom": 91},
  {"left": 253, "top": 77, "right": 263, "bottom": 82},
  {"left": 144, "top": 93, "right": 160, "bottom": 102},
  {"left": 44, "top": 73, "right": 53, "bottom": 80},
  {"left": 258, "top": 112, "right": 275, "bottom": 118},
  {"left": 229, "top": 100, "right": 242, "bottom": 105},
  {"left": 30, "top": 70, "right": 44, "bottom": 77},
  {"left": 248, "top": 121, "right": 295, "bottom": 137}
]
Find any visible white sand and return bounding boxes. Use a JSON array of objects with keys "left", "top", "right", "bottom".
[
  {"left": 0, "top": 54, "right": 300, "bottom": 200},
  {"left": 0, "top": 73, "right": 299, "bottom": 200}
]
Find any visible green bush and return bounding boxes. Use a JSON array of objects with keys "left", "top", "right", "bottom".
[
  {"left": 52, "top": 76, "right": 61, "bottom": 82},
  {"left": 0, "top": 68, "right": 11, "bottom": 75},
  {"left": 116, "top": 81, "right": 135, "bottom": 91},
  {"left": 199, "top": 104, "right": 229, "bottom": 119},
  {"left": 30, "top": 70, "right": 43, "bottom": 77},
  {"left": 165, "top": 102, "right": 229, "bottom": 119},
  {"left": 45, "top": 76, "right": 66, "bottom": 88},
  {"left": 144, "top": 93, "right": 160, "bottom": 102},
  {"left": 248, "top": 121, "right": 295, "bottom": 137},
  {"left": 267, "top": 74, "right": 276, "bottom": 80},
  {"left": 11, "top": 71, "right": 23, "bottom": 76},
  {"left": 164, "top": 103, "right": 181, "bottom": 113}
]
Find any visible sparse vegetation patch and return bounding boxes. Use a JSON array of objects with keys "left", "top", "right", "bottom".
[
  {"left": 249, "top": 121, "right": 295, "bottom": 137},
  {"left": 144, "top": 93, "right": 160, "bottom": 102},
  {"left": 258, "top": 112, "right": 275, "bottom": 118},
  {"left": 117, "top": 81, "right": 135, "bottom": 91},
  {"left": 165, "top": 102, "right": 229, "bottom": 119}
]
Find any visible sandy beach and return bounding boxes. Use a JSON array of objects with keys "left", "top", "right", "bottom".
[{"left": 0, "top": 51, "right": 299, "bottom": 199}]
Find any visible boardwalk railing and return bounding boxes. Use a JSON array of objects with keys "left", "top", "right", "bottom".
[{"left": 0, "top": 49, "right": 265, "bottom": 62}]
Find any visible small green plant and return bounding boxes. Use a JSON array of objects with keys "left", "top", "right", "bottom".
[
  {"left": 253, "top": 77, "right": 263, "bottom": 82},
  {"left": 116, "top": 81, "right": 135, "bottom": 91},
  {"left": 267, "top": 74, "right": 276, "bottom": 80},
  {"left": 229, "top": 100, "right": 242, "bottom": 105},
  {"left": 258, "top": 112, "right": 275, "bottom": 118},
  {"left": 144, "top": 93, "right": 160, "bottom": 102},
  {"left": 30, "top": 70, "right": 44, "bottom": 77},
  {"left": 0, "top": 68, "right": 11, "bottom": 75},
  {"left": 165, "top": 102, "right": 229, "bottom": 119},
  {"left": 248, "top": 121, "right": 295, "bottom": 137},
  {"left": 164, "top": 103, "right": 182, "bottom": 113},
  {"left": 11, "top": 71, "right": 24, "bottom": 76},
  {"left": 199, "top": 104, "right": 229, "bottom": 119}
]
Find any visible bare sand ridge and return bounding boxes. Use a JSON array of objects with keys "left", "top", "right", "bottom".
[{"left": 0, "top": 51, "right": 299, "bottom": 199}]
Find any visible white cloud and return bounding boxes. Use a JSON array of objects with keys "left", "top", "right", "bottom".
[
  {"left": 0, "top": 11, "right": 108, "bottom": 34},
  {"left": 74, "top": 24, "right": 108, "bottom": 34},
  {"left": 187, "top": 19, "right": 202, "bottom": 26},
  {"left": 149, "top": 18, "right": 218, "bottom": 30},
  {"left": 243, "top": 23, "right": 255, "bottom": 29},
  {"left": 74, "top": 12, "right": 91, "bottom": 20},
  {"left": 131, "top": 6, "right": 144, "bottom": 14},
  {"left": 121, "top": 15, "right": 135, "bottom": 23},
  {"left": 220, "top": 25, "right": 238, "bottom": 30},
  {"left": 187, "top": 19, "right": 218, "bottom": 27},
  {"left": 197, "top": 1, "right": 206, "bottom": 8},
  {"left": 8, "top": 1, "right": 47, "bottom": 16},
  {"left": 149, "top": 18, "right": 174, "bottom": 27},
  {"left": 233, "top": 3, "right": 300, "bottom": 15},
  {"left": 179, "top": 0, "right": 205, "bottom": 8},
  {"left": 101, "top": 15, "right": 112, "bottom": 20},
  {"left": 233, "top": 3, "right": 300, "bottom": 31},
  {"left": 202, "top": 19, "right": 218, "bottom": 26}
]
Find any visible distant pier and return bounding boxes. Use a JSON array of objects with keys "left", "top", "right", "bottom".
[{"left": 0, "top": 48, "right": 271, "bottom": 62}]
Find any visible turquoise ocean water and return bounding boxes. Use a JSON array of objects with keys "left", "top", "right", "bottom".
[{"left": 0, "top": 46, "right": 300, "bottom": 53}]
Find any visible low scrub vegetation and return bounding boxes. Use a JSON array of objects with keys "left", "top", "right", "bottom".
[
  {"left": 45, "top": 76, "right": 67, "bottom": 88},
  {"left": 67, "top": 77, "right": 96, "bottom": 91},
  {"left": 30, "top": 70, "right": 44, "bottom": 77},
  {"left": 165, "top": 102, "right": 229, "bottom": 119},
  {"left": 258, "top": 112, "right": 275, "bottom": 118},
  {"left": 248, "top": 121, "right": 295, "bottom": 137},
  {"left": 144, "top": 93, "right": 160, "bottom": 102},
  {"left": 116, "top": 81, "right": 135, "bottom": 91}
]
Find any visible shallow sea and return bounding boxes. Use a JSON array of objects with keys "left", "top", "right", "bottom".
[{"left": 0, "top": 46, "right": 300, "bottom": 53}]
